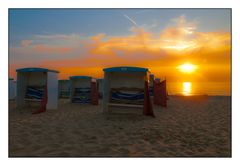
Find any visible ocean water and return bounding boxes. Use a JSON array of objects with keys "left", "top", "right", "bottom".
[{"left": 167, "top": 82, "right": 231, "bottom": 96}]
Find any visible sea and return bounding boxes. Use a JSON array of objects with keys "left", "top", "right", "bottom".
[{"left": 167, "top": 81, "right": 231, "bottom": 96}]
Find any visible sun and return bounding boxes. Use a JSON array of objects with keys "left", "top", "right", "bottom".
[{"left": 177, "top": 63, "right": 198, "bottom": 73}]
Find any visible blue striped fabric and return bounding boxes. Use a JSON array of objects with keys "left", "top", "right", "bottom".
[
  {"left": 72, "top": 87, "right": 91, "bottom": 103},
  {"left": 25, "top": 86, "right": 44, "bottom": 100},
  {"left": 75, "top": 87, "right": 91, "bottom": 93},
  {"left": 111, "top": 90, "right": 144, "bottom": 104}
]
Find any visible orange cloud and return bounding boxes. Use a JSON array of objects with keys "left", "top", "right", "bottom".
[
  {"left": 90, "top": 33, "right": 106, "bottom": 41},
  {"left": 85, "top": 25, "right": 230, "bottom": 63}
]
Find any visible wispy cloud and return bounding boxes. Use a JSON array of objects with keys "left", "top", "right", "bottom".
[{"left": 33, "top": 33, "right": 81, "bottom": 40}]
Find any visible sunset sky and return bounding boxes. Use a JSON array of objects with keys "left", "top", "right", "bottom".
[{"left": 9, "top": 9, "right": 231, "bottom": 84}]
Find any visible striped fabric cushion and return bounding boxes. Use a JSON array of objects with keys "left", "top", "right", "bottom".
[
  {"left": 111, "top": 89, "right": 144, "bottom": 105},
  {"left": 72, "top": 87, "right": 91, "bottom": 103},
  {"left": 25, "top": 86, "right": 44, "bottom": 100}
]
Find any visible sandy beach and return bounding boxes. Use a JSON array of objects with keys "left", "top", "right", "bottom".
[{"left": 9, "top": 96, "right": 231, "bottom": 157}]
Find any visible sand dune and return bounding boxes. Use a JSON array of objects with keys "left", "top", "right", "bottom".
[{"left": 9, "top": 96, "right": 231, "bottom": 157}]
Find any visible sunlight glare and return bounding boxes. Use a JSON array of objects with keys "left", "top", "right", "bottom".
[{"left": 177, "top": 63, "right": 198, "bottom": 73}]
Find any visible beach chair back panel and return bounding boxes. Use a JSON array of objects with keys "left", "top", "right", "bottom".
[
  {"left": 27, "top": 72, "right": 47, "bottom": 86},
  {"left": 109, "top": 72, "right": 145, "bottom": 89},
  {"left": 59, "top": 81, "right": 70, "bottom": 98},
  {"left": 73, "top": 79, "right": 91, "bottom": 88},
  {"left": 154, "top": 80, "right": 167, "bottom": 107}
]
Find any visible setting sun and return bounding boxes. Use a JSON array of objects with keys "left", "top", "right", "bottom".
[{"left": 177, "top": 63, "right": 198, "bottom": 73}]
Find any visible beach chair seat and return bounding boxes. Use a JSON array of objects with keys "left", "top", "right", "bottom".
[
  {"left": 59, "top": 90, "right": 70, "bottom": 98},
  {"left": 110, "top": 87, "right": 144, "bottom": 105},
  {"left": 24, "top": 86, "right": 45, "bottom": 102},
  {"left": 72, "top": 87, "right": 91, "bottom": 103}
]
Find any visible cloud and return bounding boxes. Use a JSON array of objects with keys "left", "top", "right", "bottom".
[
  {"left": 140, "top": 21, "right": 158, "bottom": 31},
  {"left": 33, "top": 33, "right": 81, "bottom": 41},
  {"left": 20, "top": 40, "right": 32, "bottom": 47},
  {"left": 90, "top": 33, "right": 106, "bottom": 41}
]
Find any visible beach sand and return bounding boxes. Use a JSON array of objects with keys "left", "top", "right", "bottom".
[{"left": 9, "top": 96, "right": 231, "bottom": 157}]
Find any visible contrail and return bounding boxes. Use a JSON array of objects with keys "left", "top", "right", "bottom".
[{"left": 123, "top": 14, "right": 139, "bottom": 28}]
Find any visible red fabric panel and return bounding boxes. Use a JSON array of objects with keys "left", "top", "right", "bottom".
[
  {"left": 143, "top": 81, "right": 155, "bottom": 117},
  {"left": 154, "top": 80, "right": 167, "bottom": 107},
  {"left": 91, "top": 81, "right": 99, "bottom": 105},
  {"left": 159, "top": 80, "right": 167, "bottom": 107},
  {"left": 153, "top": 80, "right": 160, "bottom": 105},
  {"left": 32, "top": 85, "right": 48, "bottom": 114}
]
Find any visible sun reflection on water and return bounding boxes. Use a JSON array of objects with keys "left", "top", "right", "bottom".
[{"left": 183, "top": 82, "right": 192, "bottom": 96}]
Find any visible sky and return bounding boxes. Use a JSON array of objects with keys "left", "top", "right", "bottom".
[{"left": 9, "top": 9, "right": 231, "bottom": 84}]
